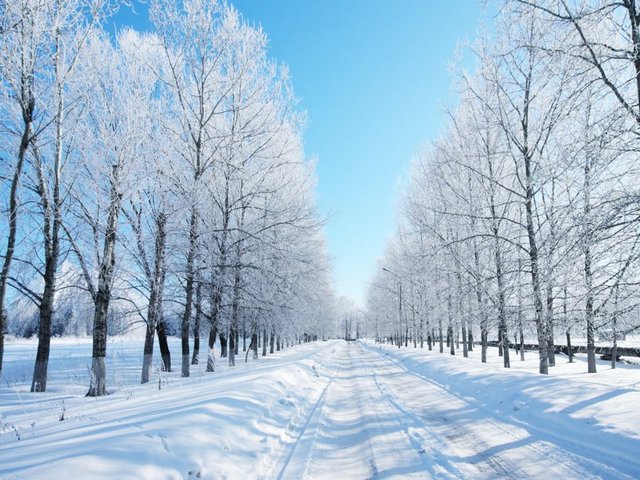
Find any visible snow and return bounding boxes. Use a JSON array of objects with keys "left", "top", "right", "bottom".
[
  {"left": 1, "top": 338, "right": 338, "bottom": 479},
  {"left": 1, "top": 337, "right": 639, "bottom": 479},
  {"left": 361, "top": 341, "right": 640, "bottom": 479}
]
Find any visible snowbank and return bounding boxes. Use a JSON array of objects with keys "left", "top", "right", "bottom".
[
  {"left": 0, "top": 338, "right": 339, "bottom": 479},
  {"left": 363, "top": 340, "right": 640, "bottom": 477}
]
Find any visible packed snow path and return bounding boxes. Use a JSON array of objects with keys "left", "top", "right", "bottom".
[
  {"left": 270, "top": 342, "right": 428, "bottom": 479},
  {"left": 267, "top": 341, "right": 637, "bottom": 479}
]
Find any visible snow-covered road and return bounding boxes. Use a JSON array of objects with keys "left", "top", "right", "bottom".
[
  {"left": 269, "top": 341, "right": 638, "bottom": 480},
  {"left": 272, "top": 342, "right": 428, "bottom": 479},
  {"left": 2, "top": 338, "right": 639, "bottom": 479}
]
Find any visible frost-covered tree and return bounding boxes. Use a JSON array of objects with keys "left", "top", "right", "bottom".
[
  {"left": 0, "top": 0, "right": 105, "bottom": 389},
  {"left": 65, "top": 30, "right": 160, "bottom": 396},
  {"left": 1, "top": 0, "right": 336, "bottom": 392}
]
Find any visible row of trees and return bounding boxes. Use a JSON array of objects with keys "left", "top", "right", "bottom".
[
  {"left": 367, "top": 0, "right": 640, "bottom": 374},
  {"left": 0, "top": 0, "right": 336, "bottom": 395}
]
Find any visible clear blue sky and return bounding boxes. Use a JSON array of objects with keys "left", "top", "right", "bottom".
[{"left": 112, "top": 1, "right": 482, "bottom": 307}]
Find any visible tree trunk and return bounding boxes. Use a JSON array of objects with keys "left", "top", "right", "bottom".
[
  {"left": 0, "top": 98, "right": 32, "bottom": 375},
  {"left": 219, "top": 332, "right": 228, "bottom": 358},
  {"left": 140, "top": 321, "right": 155, "bottom": 384},
  {"left": 31, "top": 289, "right": 53, "bottom": 392},
  {"left": 207, "top": 323, "right": 217, "bottom": 372},
  {"left": 181, "top": 207, "right": 197, "bottom": 378},
  {"left": 462, "top": 324, "right": 468, "bottom": 358},
  {"left": 229, "top": 252, "right": 242, "bottom": 366},
  {"left": 249, "top": 323, "right": 258, "bottom": 361},
  {"left": 546, "top": 285, "right": 556, "bottom": 367},
  {"left": 192, "top": 281, "right": 202, "bottom": 365},
  {"left": 87, "top": 166, "right": 122, "bottom": 397},
  {"left": 245, "top": 331, "right": 257, "bottom": 363},
  {"left": 269, "top": 330, "right": 275, "bottom": 354},
  {"left": 490, "top": 183, "right": 509, "bottom": 369},
  {"left": 566, "top": 331, "right": 573, "bottom": 363},
  {"left": 30, "top": 81, "right": 64, "bottom": 393},
  {"left": 31, "top": 187, "right": 59, "bottom": 392},
  {"left": 157, "top": 318, "right": 171, "bottom": 372},
  {"left": 446, "top": 279, "right": 455, "bottom": 356},
  {"left": 584, "top": 158, "right": 596, "bottom": 373},
  {"left": 141, "top": 293, "right": 161, "bottom": 383},
  {"left": 449, "top": 326, "right": 455, "bottom": 356},
  {"left": 517, "top": 259, "right": 525, "bottom": 362},
  {"left": 206, "top": 285, "right": 221, "bottom": 372},
  {"left": 420, "top": 316, "right": 424, "bottom": 349},
  {"left": 481, "top": 327, "right": 488, "bottom": 364},
  {"left": 472, "top": 224, "right": 485, "bottom": 361},
  {"left": 454, "top": 270, "right": 465, "bottom": 357},
  {"left": 88, "top": 286, "right": 110, "bottom": 397},
  {"left": 479, "top": 291, "right": 488, "bottom": 363},
  {"left": 31, "top": 324, "right": 51, "bottom": 392},
  {"left": 413, "top": 307, "right": 417, "bottom": 348},
  {"left": 229, "top": 329, "right": 235, "bottom": 367},
  {"left": 242, "top": 322, "right": 246, "bottom": 352},
  {"left": 525, "top": 151, "right": 548, "bottom": 374},
  {"left": 140, "top": 213, "right": 167, "bottom": 383},
  {"left": 262, "top": 327, "right": 267, "bottom": 356}
]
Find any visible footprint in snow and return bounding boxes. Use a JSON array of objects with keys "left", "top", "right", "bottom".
[
  {"left": 513, "top": 400, "right": 526, "bottom": 412},
  {"left": 145, "top": 432, "right": 172, "bottom": 453},
  {"left": 278, "top": 398, "right": 294, "bottom": 407},
  {"left": 158, "top": 433, "right": 171, "bottom": 453}
]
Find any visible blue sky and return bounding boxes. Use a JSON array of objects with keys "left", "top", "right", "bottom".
[{"left": 112, "top": 1, "right": 482, "bottom": 307}]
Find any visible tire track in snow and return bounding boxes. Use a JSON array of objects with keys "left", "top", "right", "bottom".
[
  {"left": 349, "top": 345, "right": 429, "bottom": 479},
  {"left": 363, "top": 344, "right": 578, "bottom": 478},
  {"left": 362, "top": 342, "right": 636, "bottom": 479},
  {"left": 260, "top": 343, "right": 340, "bottom": 480},
  {"left": 275, "top": 375, "right": 334, "bottom": 479},
  {"left": 365, "top": 353, "right": 507, "bottom": 479},
  {"left": 268, "top": 342, "right": 426, "bottom": 479},
  {"left": 354, "top": 343, "right": 473, "bottom": 479},
  {"left": 346, "top": 345, "right": 384, "bottom": 479},
  {"left": 289, "top": 343, "right": 379, "bottom": 479}
]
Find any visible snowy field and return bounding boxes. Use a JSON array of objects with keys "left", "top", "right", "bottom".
[{"left": 1, "top": 337, "right": 639, "bottom": 479}]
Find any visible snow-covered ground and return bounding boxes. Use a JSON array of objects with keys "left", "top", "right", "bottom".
[{"left": 1, "top": 337, "right": 639, "bottom": 479}]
